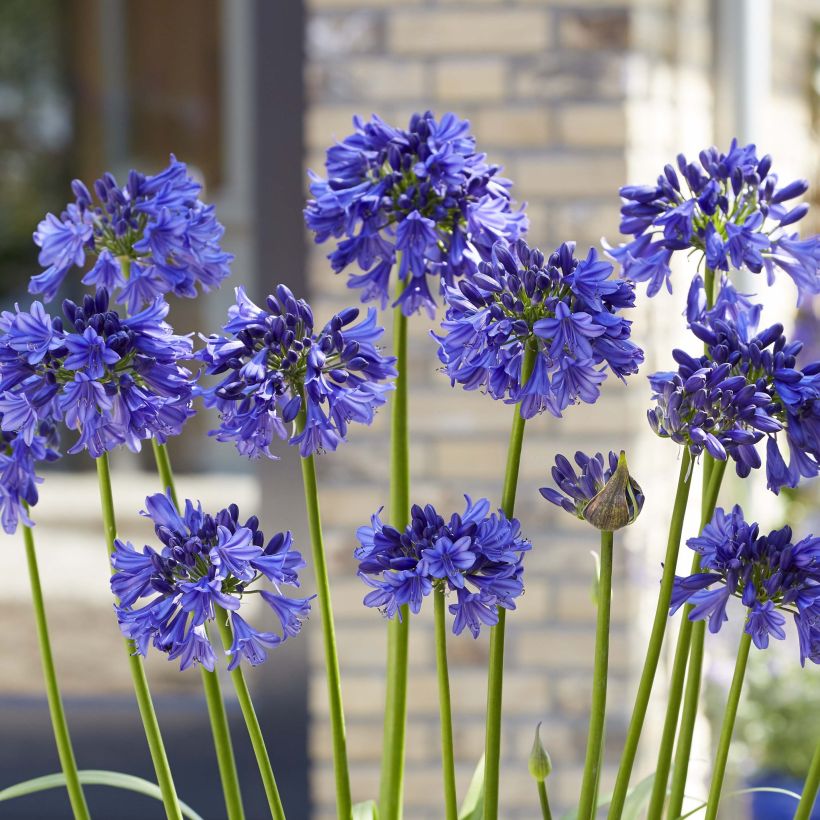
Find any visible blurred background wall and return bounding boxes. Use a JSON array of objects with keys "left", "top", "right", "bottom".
[{"left": 0, "top": 0, "right": 818, "bottom": 818}]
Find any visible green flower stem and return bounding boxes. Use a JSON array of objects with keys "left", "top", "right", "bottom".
[
  {"left": 150, "top": 441, "right": 245, "bottom": 820},
  {"left": 298, "top": 426, "right": 352, "bottom": 819},
  {"left": 434, "top": 586, "right": 458, "bottom": 820},
  {"left": 95, "top": 453, "right": 183, "bottom": 820},
  {"left": 537, "top": 781, "right": 553, "bottom": 820},
  {"left": 483, "top": 341, "right": 537, "bottom": 820},
  {"left": 380, "top": 276, "right": 410, "bottom": 820},
  {"left": 576, "top": 529, "right": 614, "bottom": 820},
  {"left": 795, "top": 740, "right": 820, "bottom": 820},
  {"left": 607, "top": 448, "right": 693, "bottom": 820},
  {"left": 647, "top": 458, "right": 726, "bottom": 818},
  {"left": 22, "top": 519, "right": 90, "bottom": 820},
  {"left": 703, "top": 628, "right": 752, "bottom": 820}
]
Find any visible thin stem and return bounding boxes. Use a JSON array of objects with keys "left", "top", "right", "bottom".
[
  {"left": 576, "top": 530, "right": 614, "bottom": 820},
  {"left": 96, "top": 453, "right": 183, "bottom": 820},
  {"left": 537, "top": 781, "right": 553, "bottom": 820},
  {"left": 434, "top": 586, "right": 458, "bottom": 820},
  {"left": 607, "top": 449, "right": 693, "bottom": 820},
  {"left": 795, "top": 740, "right": 820, "bottom": 820},
  {"left": 648, "top": 458, "right": 726, "bottom": 818},
  {"left": 299, "top": 437, "right": 352, "bottom": 819},
  {"left": 380, "top": 272, "right": 410, "bottom": 820},
  {"left": 703, "top": 628, "right": 752, "bottom": 820},
  {"left": 150, "top": 441, "right": 246, "bottom": 820},
  {"left": 22, "top": 520, "right": 90, "bottom": 820},
  {"left": 484, "top": 342, "right": 537, "bottom": 820}
]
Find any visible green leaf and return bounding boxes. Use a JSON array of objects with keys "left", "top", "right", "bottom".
[
  {"left": 561, "top": 772, "right": 655, "bottom": 820},
  {"left": 458, "top": 754, "right": 485, "bottom": 820},
  {"left": 674, "top": 786, "right": 801, "bottom": 819},
  {"left": 352, "top": 799, "right": 379, "bottom": 820},
  {"left": 0, "top": 770, "right": 204, "bottom": 819}
]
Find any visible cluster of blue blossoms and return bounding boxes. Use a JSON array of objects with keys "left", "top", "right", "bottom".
[
  {"left": 608, "top": 140, "right": 819, "bottom": 301},
  {"left": 305, "top": 112, "right": 527, "bottom": 317},
  {"left": 112, "top": 492, "right": 312, "bottom": 671},
  {"left": 0, "top": 291, "right": 194, "bottom": 458},
  {"left": 32, "top": 156, "right": 233, "bottom": 310},
  {"left": 435, "top": 239, "right": 643, "bottom": 418},
  {"left": 671, "top": 505, "right": 820, "bottom": 666},
  {"left": 355, "top": 497, "right": 529, "bottom": 637},
  {"left": 198, "top": 285, "right": 397, "bottom": 458}
]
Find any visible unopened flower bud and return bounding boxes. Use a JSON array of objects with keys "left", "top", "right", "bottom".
[
  {"left": 528, "top": 722, "right": 553, "bottom": 782},
  {"left": 583, "top": 451, "right": 644, "bottom": 531}
]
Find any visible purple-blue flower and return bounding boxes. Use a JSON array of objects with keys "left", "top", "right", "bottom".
[
  {"left": 198, "top": 285, "right": 397, "bottom": 458},
  {"left": 111, "top": 492, "right": 312, "bottom": 671},
  {"left": 606, "top": 141, "right": 819, "bottom": 302},
  {"left": 435, "top": 239, "right": 643, "bottom": 419},
  {"left": 355, "top": 496, "right": 530, "bottom": 637},
  {"left": 31, "top": 157, "right": 232, "bottom": 307},
  {"left": 671, "top": 505, "right": 820, "bottom": 665},
  {"left": 304, "top": 111, "right": 528, "bottom": 317}
]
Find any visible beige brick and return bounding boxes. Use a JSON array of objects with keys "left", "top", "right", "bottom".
[
  {"left": 557, "top": 103, "right": 627, "bottom": 148},
  {"left": 344, "top": 59, "right": 428, "bottom": 101},
  {"left": 306, "top": 105, "right": 359, "bottom": 149},
  {"left": 388, "top": 10, "right": 550, "bottom": 55},
  {"left": 559, "top": 8, "right": 630, "bottom": 51},
  {"left": 307, "top": 0, "right": 420, "bottom": 6},
  {"left": 475, "top": 107, "right": 551, "bottom": 148},
  {"left": 434, "top": 59, "right": 506, "bottom": 102},
  {"left": 514, "top": 153, "right": 626, "bottom": 199}
]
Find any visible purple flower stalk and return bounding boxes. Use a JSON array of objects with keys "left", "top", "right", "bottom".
[
  {"left": 435, "top": 239, "right": 643, "bottom": 418},
  {"left": 355, "top": 496, "right": 530, "bottom": 637},
  {"left": 112, "top": 492, "right": 312, "bottom": 671},
  {"left": 671, "top": 505, "right": 820, "bottom": 665},
  {"left": 304, "top": 112, "right": 528, "bottom": 317},
  {"left": 198, "top": 285, "right": 397, "bottom": 458}
]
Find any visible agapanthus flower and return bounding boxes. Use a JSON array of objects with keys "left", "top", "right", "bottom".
[
  {"left": 0, "top": 422, "right": 60, "bottom": 534},
  {"left": 647, "top": 305, "right": 820, "bottom": 492},
  {"left": 111, "top": 492, "right": 312, "bottom": 671},
  {"left": 671, "top": 505, "right": 820, "bottom": 665},
  {"left": 304, "top": 111, "right": 528, "bottom": 317},
  {"left": 198, "top": 285, "right": 397, "bottom": 458},
  {"left": 0, "top": 290, "right": 194, "bottom": 457},
  {"left": 607, "top": 140, "right": 819, "bottom": 301},
  {"left": 435, "top": 239, "right": 643, "bottom": 418},
  {"left": 540, "top": 450, "right": 644, "bottom": 530},
  {"left": 355, "top": 496, "right": 530, "bottom": 637},
  {"left": 31, "top": 156, "right": 232, "bottom": 308}
]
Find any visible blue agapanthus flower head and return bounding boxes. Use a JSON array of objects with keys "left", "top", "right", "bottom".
[
  {"left": 111, "top": 492, "right": 312, "bottom": 671},
  {"left": 0, "top": 290, "right": 195, "bottom": 457},
  {"left": 435, "top": 238, "right": 643, "bottom": 419},
  {"left": 304, "top": 111, "right": 528, "bottom": 317},
  {"left": 198, "top": 285, "right": 397, "bottom": 458},
  {"left": 31, "top": 156, "right": 233, "bottom": 309},
  {"left": 671, "top": 504, "right": 820, "bottom": 665},
  {"left": 607, "top": 140, "right": 819, "bottom": 301},
  {"left": 355, "top": 496, "right": 530, "bottom": 637},
  {"left": 647, "top": 302, "right": 820, "bottom": 493},
  {"left": 0, "top": 422, "right": 60, "bottom": 534}
]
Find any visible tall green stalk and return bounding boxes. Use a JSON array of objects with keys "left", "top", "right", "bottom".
[
  {"left": 703, "top": 628, "right": 752, "bottom": 820},
  {"left": 795, "top": 740, "right": 820, "bottom": 820},
  {"left": 151, "top": 439, "right": 285, "bottom": 820},
  {"left": 151, "top": 441, "right": 245, "bottom": 820},
  {"left": 483, "top": 342, "right": 537, "bottom": 820},
  {"left": 607, "top": 449, "right": 693, "bottom": 820},
  {"left": 646, "top": 459, "right": 726, "bottom": 818},
  {"left": 22, "top": 520, "right": 90, "bottom": 820},
  {"left": 380, "top": 276, "right": 410, "bottom": 820},
  {"left": 298, "top": 428, "right": 352, "bottom": 819},
  {"left": 434, "top": 586, "right": 458, "bottom": 820},
  {"left": 537, "top": 781, "right": 553, "bottom": 820},
  {"left": 96, "top": 452, "right": 183, "bottom": 820},
  {"left": 576, "top": 529, "right": 614, "bottom": 820}
]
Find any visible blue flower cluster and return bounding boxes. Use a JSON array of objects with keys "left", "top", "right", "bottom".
[
  {"left": 32, "top": 156, "right": 233, "bottom": 310},
  {"left": 647, "top": 303, "right": 820, "bottom": 492},
  {"left": 671, "top": 505, "right": 820, "bottom": 665},
  {"left": 304, "top": 112, "right": 527, "bottom": 317},
  {"left": 355, "top": 497, "right": 529, "bottom": 637},
  {"left": 0, "top": 291, "right": 194, "bottom": 457},
  {"left": 435, "top": 239, "right": 643, "bottom": 418},
  {"left": 608, "top": 140, "right": 819, "bottom": 300},
  {"left": 198, "top": 285, "right": 397, "bottom": 458},
  {"left": 112, "top": 492, "right": 312, "bottom": 671}
]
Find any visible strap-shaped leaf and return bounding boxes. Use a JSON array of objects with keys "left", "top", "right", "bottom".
[
  {"left": 352, "top": 799, "right": 379, "bottom": 819},
  {"left": 561, "top": 772, "right": 655, "bottom": 820},
  {"left": 674, "top": 785, "right": 801, "bottom": 819},
  {"left": 458, "top": 754, "right": 485, "bottom": 820}
]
